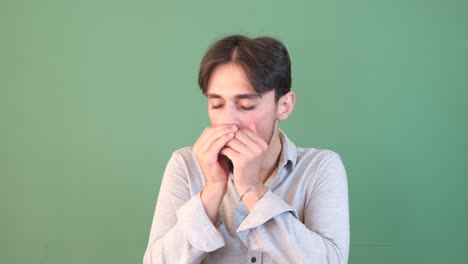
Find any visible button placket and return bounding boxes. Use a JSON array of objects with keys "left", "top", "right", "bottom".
[{"left": 250, "top": 252, "right": 261, "bottom": 263}]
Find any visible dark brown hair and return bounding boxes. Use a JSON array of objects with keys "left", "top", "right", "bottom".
[{"left": 198, "top": 35, "right": 291, "bottom": 102}]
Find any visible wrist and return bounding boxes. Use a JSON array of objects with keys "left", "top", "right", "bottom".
[
  {"left": 241, "top": 183, "right": 268, "bottom": 210},
  {"left": 233, "top": 177, "right": 260, "bottom": 193},
  {"left": 204, "top": 182, "right": 228, "bottom": 193},
  {"left": 201, "top": 184, "right": 227, "bottom": 225},
  {"left": 201, "top": 183, "right": 227, "bottom": 204},
  {"left": 236, "top": 177, "right": 262, "bottom": 201}
]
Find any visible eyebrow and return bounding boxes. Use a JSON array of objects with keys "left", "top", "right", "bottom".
[{"left": 207, "top": 93, "right": 261, "bottom": 100}]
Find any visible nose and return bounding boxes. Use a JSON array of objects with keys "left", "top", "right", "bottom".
[{"left": 221, "top": 104, "right": 240, "bottom": 125}]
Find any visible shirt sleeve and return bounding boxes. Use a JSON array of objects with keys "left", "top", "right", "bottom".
[
  {"left": 143, "top": 151, "right": 226, "bottom": 264},
  {"left": 237, "top": 152, "right": 350, "bottom": 264}
]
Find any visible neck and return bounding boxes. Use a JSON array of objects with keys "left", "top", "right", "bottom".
[{"left": 261, "top": 128, "right": 282, "bottom": 183}]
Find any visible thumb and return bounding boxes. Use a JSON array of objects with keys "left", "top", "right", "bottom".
[{"left": 248, "top": 124, "right": 257, "bottom": 134}]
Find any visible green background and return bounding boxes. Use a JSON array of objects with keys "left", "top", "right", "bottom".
[{"left": 2, "top": 0, "right": 467, "bottom": 263}]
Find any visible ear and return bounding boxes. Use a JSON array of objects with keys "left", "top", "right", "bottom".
[{"left": 276, "top": 91, "right": 296, "bottom": 121}]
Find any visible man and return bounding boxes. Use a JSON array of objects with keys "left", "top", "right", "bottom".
[{"left": 143, "top": 35, "right": 350, "bottom": 263}]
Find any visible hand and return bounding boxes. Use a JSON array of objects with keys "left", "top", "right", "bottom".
[
  {"left": 193, "top": 124, "right": 238, "bottom": 224},
  {"left": 220, "top": 125, "right": 269, "bottom": 192},
  {"left": 193, "top": 124, "right": 238, "bottom": 189}
]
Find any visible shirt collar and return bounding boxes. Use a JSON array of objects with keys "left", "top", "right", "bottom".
[{"left": 277, "top": 129, "right": 298, "bottom": 169}]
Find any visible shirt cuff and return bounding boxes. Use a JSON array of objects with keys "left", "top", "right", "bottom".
[
  {"left": 176, "top": 192, "right": 226, "bottom": 252},
  {"left": 237, "top": 190, "right": 298, "bottom": 232}
]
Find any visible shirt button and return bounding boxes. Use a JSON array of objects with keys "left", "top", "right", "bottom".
[{"left": 251, "top": 257, "right": 256, "bottom": 263}]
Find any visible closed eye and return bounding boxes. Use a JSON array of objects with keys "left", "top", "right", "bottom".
[
  {"left": 240, "top": 105, "right": 256, "bottom": 110},
  {"left": 211, "top": 105, "right": 224, "bottom": 109}
]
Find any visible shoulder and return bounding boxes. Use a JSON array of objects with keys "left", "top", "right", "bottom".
[
  {"left": 280, "top": 130, "right": 344, "bottom": 170},
  {"left": 301, "top": 147, "right": 342, "bottom": 161},
  {"left": 294, "top": 147, "right": 347, "bottom": 184},
  {"left": 167, "top": 147, "right": 201, "bottom": 172},
  {"left": 296, "top": 147, "right": 343, "bottom": 167},
  {"left": 163, "top": 147, "right": 205, "bottom": 189},
  {"left": 294, "top": 147, "right": 348, "bottom": 200},
  {"left": 171, "top": 147, "right": 194, "bottom": 160}
]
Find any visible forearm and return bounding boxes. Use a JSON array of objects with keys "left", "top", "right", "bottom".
[
  {"left": 237, "top": 189, "right": 349, "bottom": 264},
  {"left": 237, "top": 182, "right": 268, "bottom": 211},
  {"left": 200, "top": 183, "right": 227, "bottom": 224},
  {"left": 144, "top": 193, "right": 226, "bottom": 264},
  {"left": 144, "top": 150, "right": 227, "bottom": 263},
  {"left": 239, "top": 212, "right": 348, "bottom": 263},
  {"left": 143, "top": 223, "right": 208, "bottom": 264}
]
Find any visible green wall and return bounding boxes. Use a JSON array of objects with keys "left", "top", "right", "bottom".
[{"left": 2, "top": 0, "right": 467, "bottom": 263}]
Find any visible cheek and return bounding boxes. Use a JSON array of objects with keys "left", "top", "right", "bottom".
[
  {"left": 208, "top": 109, "right": 259, "bottom": 126},
  {"left": 208, "top": 108, "right": 276, "bottom": 131},
  {"left": 252, "top": 110, "right": 278, "bottom": 138},
  {"left": 239, "top": 111, "right": 273, "bottom": 131},
  {"left": 208, "top": 110, "right": 221, "bottom": 125}
]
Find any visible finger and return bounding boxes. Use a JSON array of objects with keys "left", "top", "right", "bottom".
[
  {"left": 209, "top": 132, "right": 235, "bottom": 155},
  {"left": 220, "top": 147, "right": 240, "bottom": 162},
  {"left": 200, "top": 124, "right": 237, "bottom": 143},
  {"left": 240, "top": 128, "right": 268, "bottom": 149},
  {"left": 235, "top": 129, "right": 260, "bottom": 146},
  {"left": 204, "top": 125, "right": 238, "bottom": 153},
  {"left": 249, "top": 124, "right": 257, "bottom": 134},
  {"left": 194, "top": 127, "right": 236, "bottom": 165},
  {"left": 225, "top": 137, "right": 251, "bottom": 155},
  {"left": 197, "top": 125, "right": 237, "bottom": 151},
  {"left": 234, "top": 129, "right": 264, "bottom": 153}
]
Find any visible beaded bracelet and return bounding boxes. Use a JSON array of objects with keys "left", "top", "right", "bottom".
[{"left": 238, "top": 177, "right": 262, "bottom": 201}]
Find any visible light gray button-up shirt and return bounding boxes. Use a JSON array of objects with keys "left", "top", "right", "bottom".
[{"left": 143, "top": 131, "right": 349, "bottom": 263}]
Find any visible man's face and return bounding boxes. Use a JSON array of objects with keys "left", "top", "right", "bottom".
[{"left": 206, "top": 63, "right": 278, "bottom": 145}]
